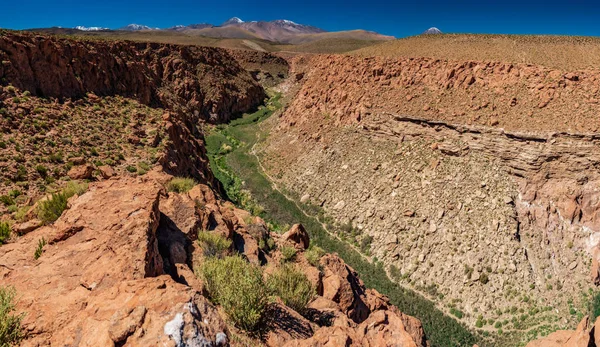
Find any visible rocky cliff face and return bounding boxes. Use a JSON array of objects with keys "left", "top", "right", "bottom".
[
  {"left": 0, "top": 172, "right": 428, "bottom": 346},
  {"left": 0, "top": 31, "right": 268, "bottom": 123},
  {"left": 261, "top": 54, "right": 600, "bottom": 336}
]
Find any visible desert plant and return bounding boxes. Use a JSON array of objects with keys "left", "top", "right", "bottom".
[
  {"left": 479, "top": 273, "right": 489, "bottom": 284},
  {"left": 304, "top": 246, "right": 325, "bottom": 267},
  {"left": 34, "top": 238, "right": 46, "bottom": 260},
  {"left": 167, "top": 177, "right": 196, "bottom": 193},
  {"left": 0, "top": 222, "right": 10, "bottom": 245},
  {"left": 280, "top": 246, "right": 297, "bottom": 263},
  {"left": 0, "top": 196, "right": 14, "bottom": 207},
  {"left": 199, "top": 255, "right": 268, "bottom": 331},
  {"left": 267, "top": 264, "right": 315, "bottom": 314},
  {"left": 38, "top": 192, "right": 68, "bottom": 223},
  {"left": 14, "top": 206, "right": 30, "bottom": 223},
  {"left": 35, "top": 164, "right": 48, "bottom": 178},
  {"left": 37, "top": 182, "right": 87, "bottom": 224},
  {"left": 197, "top": 231, "right": 231, "bottom": 258},
  {"left": 0, "top": 286, "right": 23, "bottom": 346}
]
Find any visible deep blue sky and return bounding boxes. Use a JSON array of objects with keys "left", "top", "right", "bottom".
[{"left": 3, "top": 0, "right": 600, "bottom": 38}]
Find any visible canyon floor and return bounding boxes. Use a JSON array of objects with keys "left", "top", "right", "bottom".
[{"left": 1, "top": 31, "right": 600, "bottom": 347}]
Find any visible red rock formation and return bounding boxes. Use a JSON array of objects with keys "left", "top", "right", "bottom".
[
  {"left": 0, "top": 32, "right": 268, "bottom": 123},
  {"left": 0, "top": 174, "right": 429, "bottom": 346}
]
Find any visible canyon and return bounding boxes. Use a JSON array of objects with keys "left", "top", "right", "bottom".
[{"left": 1, "top": 29, "right": 600, "bottom": 347}]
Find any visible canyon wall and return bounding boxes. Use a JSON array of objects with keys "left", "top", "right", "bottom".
[
  {"left": 0, "top": 31, "right": 269, "bottom": 123},
  {"left": 262, "top": 54, "right": 600, "bottom": 334}
]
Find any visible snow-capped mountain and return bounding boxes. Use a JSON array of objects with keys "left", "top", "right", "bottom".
[
  {"left": 74, "top": 26, "right": 109, "bottom": 31},
  {"left": 221, "top": 17, "right": 244, "bottom": 26},
  {"left": 423, "top": 27, "right": 442, "bottom": 34},
  {"left": 119, "top": 24, "right": 158, "bottom": 31}
]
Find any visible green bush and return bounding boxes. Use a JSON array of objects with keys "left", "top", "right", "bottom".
[
  {"left": 14, "top": 206, "right": 30, "bottom": 223},
  {"left": 0, "top": 222, "right": 10, "bottom": 245},
  {"left": 267, "top": 264, "right": 314, "bottom": 314},
  {"left": 280, "top": 246, "right": 297, "bottom": 263},
  {"left": 37, "top": 182, "right": 88, "bottom": 224},
  {"left": 479, "top": 273, "right": 489, "bottom": 284},
  {"left": 0, "top": 196, "right": 14, "bottom": 207},
  {"left": 34, "top": 238, "right": 46, "bottom": 260},
  {"left": 197, "top": 231, "right": 231, "bottom": 258},
  {"left": 0, "top": 286, "right": 23, "bottom": 346},
  {"left": 360, "top": 234, "right": 374, "bottom": 253},
  {"left": 199, "top": 255, "right": 268, "bottom": 331},
  {"left": 167, "top": 177, "right": 196, "bottom": 193},
  {"left": 304, "top": 246, "right": 325, "bottom": 267},
  {"left": 35, "top": 164, "right": 48, "bottom": 178}
]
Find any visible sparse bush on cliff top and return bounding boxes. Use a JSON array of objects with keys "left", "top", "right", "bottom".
[
  {"left": 199, "top": 255, "right": 268, "bottom": 331},
  {"left": 37, "top": 181, "right": 88, "bottom": 224},
  {"left": 167, "top": 177, "right": 196, "bottom": 193},
  {"left": 0, "top": 222, "right": 10, "bottom": 245},
  {"left": 280, "top": 245, "right": 297, "bottom": 263},
  {"left": 304, "top": 245, "right": 325, "bottom": 267},
  {"left": 0, "top": 286, "right": 24, "bottom": 346},
  {"left": 267, "top": 264, "right": 314, "bottom": 314},
  {"left": 197, "top": 231, "right": 231, "bottom": 258}
]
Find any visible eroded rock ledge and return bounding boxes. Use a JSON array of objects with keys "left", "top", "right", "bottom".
[{"left": 0, "top": 172, "right": 428, "bottom": 346}]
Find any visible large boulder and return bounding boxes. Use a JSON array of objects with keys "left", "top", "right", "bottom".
[
  {"left": 282, "top": 223, "right": 310, "bottom": 250},
  {"left": 67, "top": 164, "right": 94, "bottom": 179},
  {"left": 0, "top": 177, "right": 228, "bottom": 346}
]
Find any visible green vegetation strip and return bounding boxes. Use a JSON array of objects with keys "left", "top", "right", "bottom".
[{"left": 205, "top": 93, "right": 480, "bottom": 347}]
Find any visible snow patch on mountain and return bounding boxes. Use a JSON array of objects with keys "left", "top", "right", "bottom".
[
  {"left": 423, "top": 27, "right": 442, "bottom": 34},
  {"left": 119, "top": 24, "right": 158, "bottom": 31},
  {"left": 74, "top": 26, "right": 109, "bottom": 31},
  {"left": 222, "top": 17, "right": 244, "bottom": 25}
]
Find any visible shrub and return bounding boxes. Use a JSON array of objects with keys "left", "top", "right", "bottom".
[
  {"left": 0, "top": 195, "right": 14, "bottom": 207},
  {"left": 197, "top": 231, "right": 231, "bottom": 258},
  {"left": 126, "top": 165, "right": 137, "bottom": 173},
  {"left": 199, "top": 255, "right": 268, "bottom": 331},
  {"left": 167, "top": 177, "right": 196, "bottom": 193},
  {"left": 14, "top": 206, "right": 30, "bottom": 223},
  {"left": 14, "top": 165, "right": 27, "bottom": 182},
  {"left": 479, "top": 273, "right": 489, "bottom": 284},
  {"left": 360, "top": 234, "right": 374, "bottom": 253},
  {"left": 280, "top": 246, "right": 297, "bottom": 263},
  {"left": 34, "top": 238, "right": 46, "bottom": 260},
  {"left": 0, "top": 222, "right": 10, "bottom": 245},
  {"left": 267, "top": 264, "right": 315, "bottom": 314},
  {"left": 137, "top": 162, "right": 150, "bottom": 175},
  {"left": 0, "top": 286, "right": 23, "bottom": 346},
  {"left": 450, "top": 307, "right": 464, "bottom": 319},
  {"left": 305, "top": 246, "right": 325, "bottom": 267},
  {"left": 35, "top": 164, "right": 48, "bottom": 178},
  {"left": 37, "top": 182, "right": 88, "bottom": 223}
]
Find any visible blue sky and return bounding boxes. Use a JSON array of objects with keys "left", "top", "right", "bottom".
[{"left": 3, "top": 0, "right": 600, "bottom": 38}]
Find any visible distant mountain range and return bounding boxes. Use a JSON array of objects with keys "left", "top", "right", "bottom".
[{"left": 71, "top": 17, "right": 394, "bottom": 44}]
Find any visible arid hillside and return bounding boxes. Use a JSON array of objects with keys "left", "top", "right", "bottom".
[
  {"left": 259, "top": 46, "right": 600, "bottom": 344},
  {"left": 353, "top": 34, "right": 600, "bottom": 70}
]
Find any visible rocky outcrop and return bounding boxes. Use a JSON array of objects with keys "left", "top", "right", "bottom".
[
  {"left": 0, "top": 173, "right": 428, "bottom": 346},
  {"left": 0, "top": 31, "right": 267, "bottom": 123},
  {"left": 526, "top": 316, "right": 599, "bottom": 347},
  {"left": 282, "top": 223, "right": 311, "bottom": 249},
  {"left": 0, "top": 177, "right": 229, "bottom": 346}
]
